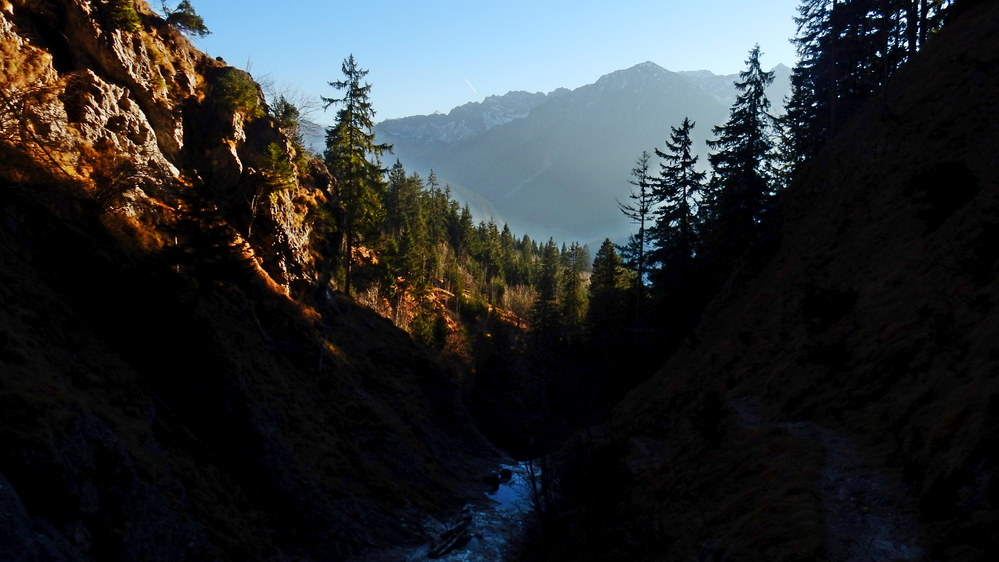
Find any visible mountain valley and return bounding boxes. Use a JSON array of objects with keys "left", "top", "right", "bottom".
[
  {"left": 373, "top": 62, "right": 790, "bottom": 245},
  {"left": 2, "top": 0, "right": 997, "bottom": 560}
]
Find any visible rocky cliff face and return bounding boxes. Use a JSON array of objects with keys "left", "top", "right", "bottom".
[
  {"left": 1, "top": 0, "right": 323, "bottom": 291},
  {"left": 0, "top": 1, "right": 494, "bottom": 559}
]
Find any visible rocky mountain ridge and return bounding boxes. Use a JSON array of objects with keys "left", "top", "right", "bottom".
[
  {"left": 374, "top": 61, "right": 790, "bottom": 244},
  {"left": 377, "top": 90, "right": 548, "bottom": 145},
  {"left": 378, "top": 62, "right": 790, "bottom": 147}
]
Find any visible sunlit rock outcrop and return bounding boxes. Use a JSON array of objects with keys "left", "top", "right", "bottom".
[{"left": 0, "top": 1, "right": 495, "bottom": 559}]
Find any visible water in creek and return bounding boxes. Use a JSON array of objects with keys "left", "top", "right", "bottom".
[{"left": 363, "top": 461, "right": 537, "bottom": 561}]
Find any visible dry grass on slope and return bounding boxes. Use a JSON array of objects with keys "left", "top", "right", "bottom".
[{"left": 0, "top": 170, "right": 493, "bottom": 559}]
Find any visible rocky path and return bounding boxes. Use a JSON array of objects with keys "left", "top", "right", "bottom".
[{"left": 733, "top": 397, "right": 925, "bottom": 561}]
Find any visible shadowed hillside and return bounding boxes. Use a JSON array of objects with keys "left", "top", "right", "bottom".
[
  {"left": 523, "top": 2, "right": 999, "bottom": 559},
  {"left": 0, "top": 1, "right": 495, "bottom": 559}
]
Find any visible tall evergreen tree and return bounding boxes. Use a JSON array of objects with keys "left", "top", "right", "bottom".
[
  {"left": 500, "top": 224, "right": 524, "bottom": 286},
  {"left": 784, "top": 0, "right": 836, "bottom": 167},
  {"left": 421, "top": 176, "right": 451, "bottom": 284},
  {"left": 559, "top": 242, "right": 589, "bottom": 342},
  {"left": 649, "top": 117, "right": 707, "bottom": 281},
  {"left": 423, "top": 170, "right": 449, "bottom": 250},
  {"left": 479, "top": 220, "right": 503, "bottom": 278},
  {"left": 705, "top": 45, "right": 777, "bottom": 267},
  {"left": 783, "top": 0, "right": 957, "bottom": 176},
  {"left": 385, "top": 160, "right": 421, "bottom": 237},
  {"left": 587, "top": 239, "right": 627, "bottom": 338},
  {"left": 619, "top": 150, "right": 656, "bottom": 293},
  {"left": 516, "top": 234, "right": 536, "bottom": 287},
  {"left": 384, "top": 161, "right": 429, "bottom": 291},
  {"left": 531, "top": 239, "right": 564, "bottom": 350},
  {"left": 450, "top": 204, "right": 476, "bottom": 261},
  {"left": 322, "top": 54, "right": 392, "bottom": 294}
]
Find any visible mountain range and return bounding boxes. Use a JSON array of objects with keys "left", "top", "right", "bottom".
[{"left": 371, "top": 62, "right": 791, "bottom": 245}]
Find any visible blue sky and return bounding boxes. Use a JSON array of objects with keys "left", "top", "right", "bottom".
[{"left": 187, "top": 0, "right": 800, "bottom": 124}]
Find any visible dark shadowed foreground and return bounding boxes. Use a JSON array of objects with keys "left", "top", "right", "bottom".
[
  {"left": 0, "top": 1, "right": 494, "bottom": 559},
  {"left": 522, "top": 3, "right": 999, "bottom": 560}
]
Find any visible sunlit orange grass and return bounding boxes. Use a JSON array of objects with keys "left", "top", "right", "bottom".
[{"left": 224, "top": 230, "right": 329, "bottom": 328}]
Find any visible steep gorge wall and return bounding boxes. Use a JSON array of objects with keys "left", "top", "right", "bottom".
[
  {"left": 1, "top": 0, "right": 321, "bottom": 290},
  {"left": 621, "top": 2, "right": 999, "bottom": 559},
  {"left": 534, "top": 3, "right": 999, "bottom": 560},
  {"left": 1, "top": 1, "right": 494, "bottom": 559}
]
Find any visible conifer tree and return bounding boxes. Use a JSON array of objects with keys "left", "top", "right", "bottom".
[
  {"left": 783, "top": 0, "right": 957, "bottom": 176},
  {"left": 385, "top": 160, "right": 421, "bottom": 236},
  {"left": 500, "top": 224, "right": 524, "bottom": 286},
  {"left": 649, "top": 117, "right": 707, "bottom": 280},
  {"left": 479, "top": 220, "right": 500, "bottom": 277},
  {"left": 587, "top": 239, "right": 627, "bottom": 337},
  {"left": 270, "top": 96, "right": 302, "bottom": 145},
  {"left": 559, "top": 242, "right": 589, "bottom": 342},
  {"left": 450, "top": 204, "right": 476, "bottom": 260},
  {"left": 322, "top": 54, "right": 391, "bottom": 294},
  {"left": 784, "top": 0, "right": 835, "bottom": 167},
  {"left": 516, "top": 234, "right": 536, "bottom": 287},
  {"left": 385, "top": 161, "right": 429, "bottom": 291},
  {"left": 399, "top": 216, "right": 429, "bottom": 293},
  {"left": 619, "top": 150, "right": 656, "bottom": 293},
  {"left": 423, "top": 170, "right": 449, "bottom": 249},
  {"left": 162, "top": 1, "right": 210, "bottom": 37},
  {"left": 531, "top": 239, "right": 563, "bottom": 345},
  {"left": 705, "top": 45, "right": 777, "bottom": 267}
]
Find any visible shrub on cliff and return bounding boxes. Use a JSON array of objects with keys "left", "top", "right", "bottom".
[
  {"left": 109, "top": 0, "right": 141, "bottom": 32},
  {"left": 213, "top": 68, "right": 264, "bottom": 118}
]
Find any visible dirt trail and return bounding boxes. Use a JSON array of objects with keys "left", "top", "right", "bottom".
[{"left": 733, "top": 397, "right": 925, "bottom": 561}]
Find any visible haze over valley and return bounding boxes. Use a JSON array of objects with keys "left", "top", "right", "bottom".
[{"left": 364, "top": 62, "right": 791, "bottom": 245}]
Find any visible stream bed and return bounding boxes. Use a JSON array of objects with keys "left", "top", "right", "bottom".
[{"left": 360, "top": 461, "right": 537, "bottom": 561}]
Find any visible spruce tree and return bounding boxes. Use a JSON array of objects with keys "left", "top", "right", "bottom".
[
  {"left": 649, "top": 117, "right": 707, "bottom": 281},
  {"left": 783, "top": 0, "right": 956, "bottom": 176},
  {"left": 270, "top": 96, "right": 302, "bottom": 146},
  {"left": 530, "top": 239, "right": 564, "bottom": 356},
  {"left": 587, "top": 239, "right": 627, "bottom": 338},
  {"left": 618, "top": 150, "right": 656, "bottom": 295},
  {"left": 385, "top": 160, "right": 421, "bottom": 238},
  {"left": 423, "top": 170, "right": 448, "bottom": 249},
  {"left": 516, "top": 234, "right": 536, "bottom": 287},
  {"left": 705, "top": 45, "right": 777, "bottom": 268},
  {"left": 500, "top": 224, "right": 524, "bottom": 286},
  {"left": 451, "top": 204, "right": 476, "bottom": 261},
  {"left": 322, "top": 54, "right": 392, "bottom": 294},
  {"left": 784, "top": 0, "right": 834, "bottom": 168},
  {"left": 478, "top": 219, "right": 506, "bottom": 302},
  {"left": 385, "top": 161, "right": 428, "bottom": 292},
  {"left": 559, "top": 242, "right": 589, "bottom": 343}
]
